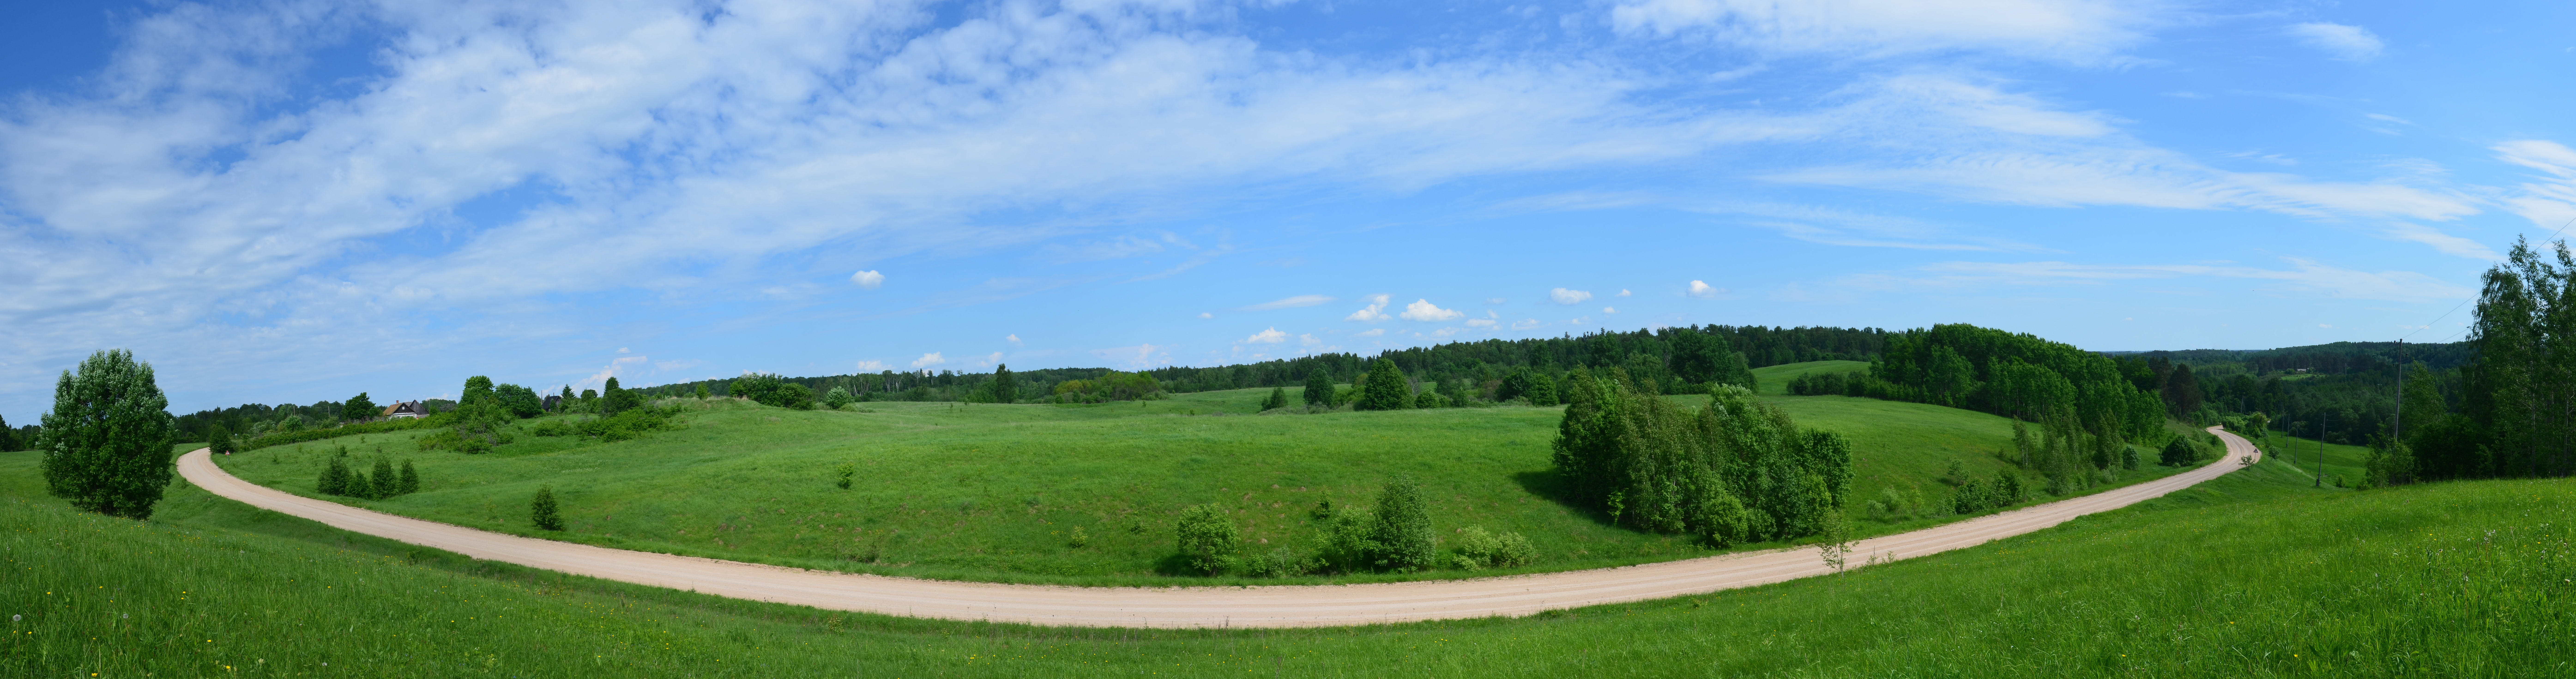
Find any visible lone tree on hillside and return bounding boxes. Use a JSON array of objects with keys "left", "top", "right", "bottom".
[
  {"left": 1175, "top": 503, "right": 1241, "bottom": 574},
  {"left": 345, "top": 392, "right": 377, "bottom": 422},
  {"left": 39, "top": 349, "right": 178, "bottom": 520},
  {"left": 694, "top": 383, "right": 710, "bottom": 400},
  {"left": 531, "top": 485, "right": 564, "bottom": 531},
  {"left": 1357, "top": 359, "right": 1412, "bottom": 411},
  {"left": 207, "top": 425, "right": 235, "bottom": 455},
  {"left": 994, "top": 364, "right": 1017, "bottom": 403},
  {"left": 1262, "top": 387, "right": 1291, "bottom": 411},
  {"left": 1368, "top": 477, "right": 1437, "bottom": 571},
  {"left": 1303, "top": 371, "right": 1336, "bottom": 408}
]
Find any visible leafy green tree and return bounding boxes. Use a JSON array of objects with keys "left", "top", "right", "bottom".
[
  {"left": 731, "top": 374, "right": 788, "bottom": 406},
  {"left": 398, "top": 459, "right": 420, "bottom": 495},
  {"left": 1413, "top": 390, "right": 1445, "bottom": 409},
  {"left": 345, "top": 392, "right": 377, "bottom": 421},
  {"left": 823, "top": 387, "right": 855, "bottom": 410},
  {"left": 495, "top": 384, "right": 544, "bottom": 418},
  {"left": 993, "top": 364, "right": 1017, "bottom": 403},
  {"left": 578, "top": 389, "right": 598, "bottom": 412},
  {"left": 2158, "top": 437, "right": 2197, "bottom": 467},
  {"left": 371, "top": 458, "right": 398, "bottom": 499},
  {"left": 1356, "top": 359, "right": 1411, "bottom": 411},
  {"left": 1175, "top": 503, "right": 1240, "bottom": 574},
  {"left": 531, "top": 485, "right": 564, "bottom": 531},
  {"left": 557, "top": 386, "right": 575, "bottom": 411},
  {"left": 602, "top": 377, "right": 646, "bottom": 416},
  {"left": 461, "top": 376, "right": 497, "bottom": 406},
  {"left": 1303, "top": 371, "right": 1336, "bottom": 407},
  {"left": 778, "top": 383, "right": 816, "bottom": 410},
  {"left": 1368, "top": 477, "right": 1437, "bottom": 571},
  {"left": 691, "top": 383, "right": 708, "bottom": 400},
  {"left": 207, "top": 425, "right": 235, "bottom": 455},
  {"left": 1261, "top": 387, "right": 1290, "bottom": 411},
  {"left": 38, "top": 349, "right": 178, "bottom": 519},
  {"left": 0, "top": 414, "right": 13, "bottom": 452}
]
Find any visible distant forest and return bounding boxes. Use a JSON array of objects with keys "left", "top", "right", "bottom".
[{"left": 0, "top": 323, "right": 2454, "bottom": 457}]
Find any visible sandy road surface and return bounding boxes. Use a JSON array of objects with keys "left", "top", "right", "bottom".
[{"left": 177, "top": 427, "right": 2261, "bottom": 628}]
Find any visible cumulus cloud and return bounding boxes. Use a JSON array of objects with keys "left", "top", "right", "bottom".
[
  {"left": 1618, "top": 289, "right": 1632, "bottom": 296},
  {"left": 850, "top": 270, "right": 886, "bottom": 289},
  {"left": 1550, "top": 288, "right": 1594, "bottom": 305},
  {"left": 855, "top": 360, "right": 889, "bottom": 372},
  {"left": 1604, "top": 306, "right": 1619, "bottom": 314},
  {"left": 1689, "top": 280, "right": 1723, "bottom": 298},
  {"left": 1399, "top": 299, "right": 1464, "bottom": 322},
  {"left": 1243, "top": 327, "right": 1289, "bottom": 344},
  {"left": 2289, "top": 23, "right": 2384, "bottom": 62},
  {"left": 911, "top": 352, "right": 945, "bottom": 368},
  {"left": 1007, "top": 334, "right": 1022, "bottom": 345},
  {"left": 1346, "top": 294, "right": 1393, "bottom": 322},
  {"left": 1245, "top": 294, "right": 1334, "bottom": 310}
]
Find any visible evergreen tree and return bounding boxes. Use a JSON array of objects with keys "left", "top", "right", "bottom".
[
  {"left": 1357, "top": 359, "right": 1412, "bottom": 411},
  {"left": 398, "top": 459, "right": 420, "bottom": 495},
  {"left": 207, "top": 425, "right": 235, "bottom": 455},
  {"left": 38, "top": 349, "right": 178, "bottom": 519},
  {"left": 1303, "top": 371, "right": 1336, "bottom": 407},
  {"left": 345, "top": 392, "right": 377, "bottom": 421},
  {"left": 994, "top": 364, "right": 1017, "bottom": 403},
  {"left": 1262, "top": 387, "right": 1290, "bottom": 411},
  {"left": 318, "top": 454, "right": 351, "bottom": 496},
  {"left": 1368, "top": 477, "right": 1437, "bottom": 571},
  {"left": 371, "top": 458, "right": 398, "bottom": 499},
  {"left": 531, "top": 485, "right": 564, "bottom": 531}
]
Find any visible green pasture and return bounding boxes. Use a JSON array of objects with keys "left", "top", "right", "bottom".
[
  {"left": 192, "top": 375, "right": 2201, "bottom": 586},
  {"left": 4, "top": 444, "right": 2564, "bottom": 677},
  {"left": 1749, "top": 359, "right": 1870, "bottom": 395}
]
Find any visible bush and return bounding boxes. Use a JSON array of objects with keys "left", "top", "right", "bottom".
[
  {"left": 36, "top": 349, "right": 181, "bottom": 520},
  {"left": 496, "top": 384, "right": 545, "bottom": 419},
  {"left": 531, "top": 485, "right": 564, "bottom": 531},
  {"left": 823, "top": 387, "right": 855, "bottom": 410},
  {"left": 398, "top": 459, "right": 420, "bottom": 495},
  {"left": 1174, "top": 504, "right": 1240, "bottom": 574},
  {"left": 778, "top": 383, "right": 816, "bottom": 410},
  {"left": 318, "top": 453, "right": 352, "bottom": 496},
  {"left": 2159, "top": 438, "right": 2197, "bottom": 467},
  {"left": 1413, "top": 390, "right": 1447, "bottom": 409},
  {"left": 529, "top": 419, "right": 574, "bottom": 437},
  {"left": 370, "top": 458, "right": 398, "bottom": 499},
  {"left": 1368, "top": 477, "right": 1437, "bottom": 571},
  {"left": 1302, "top": 372, "right": 1336, "bottom": 407},
  {"left": 1261, "top": 387, "right": 1290, "bottom": 411},
  {"left": 1451, "top": 526, "right": 1535, "bottom": 569},
  {"left": 1357, "top": 359, "right": 1412, "bottom": 411},
  {"left": 835, "top": 463, "right": 855, "bottom": 490},
  {"left": 1244, "top": 547, "right": 1314, "bottom": 578}
]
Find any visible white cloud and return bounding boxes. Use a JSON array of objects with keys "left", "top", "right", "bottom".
[
  {"left": 1357, "top": 328, "right": 1385, "bottom": 337},
  {"left": 1610, "top": 0, "right": 2153, "bottom": 63},
  {"left": 1550, "top": 288, "right": 1594, "bottom": 305},
  {"left": 1198, "top": 312, "right": 1214, "bottom": 318},
  {"left": 617, "top": 347, "right": 630, "bottom": 353},
  {"left": 1346, "top": 294, "right": 1393, "bottom": 322},
  {"left": 1299, "top": 333, "right": 1321, "bottom": 347},
  {"left": 1243, "top": 327, "right": 1289, "bottom": 344},
  {"left": 1466, "top": 318, "right": 1496, "bottom": 328},
  {"left": 1688, "top": 280, "right": 1723, "bottom": 299},
  {"left": 1399, "top": 299, "right": 1464, "bottom": 322},
  {"left": 1007, "top": 334, "right": 1022, "bottom": 345},
  {"left": 1486, "top": 298, "right": 1505, "bottom": 304},
  {"left": 1604, "top": 306, "right": 1619, "bottom": 314},
  {"left": 911, "top": 352, "right": 946, "bottom": 368},
  {"left": 2495, "top": 140, "right": 2576, "bottom": 234},
  {"left": 1618, "top": 289, "right": 1632, "bottom": 296},
  {"left": 1511, "top": 318, "right": 1543, "bottom": 330},
  {"left": 582, "top": 356, "right": 648, "bottom": 390},
  {"left": 2289, "top": 23, "right": 2384, "bottom": 62},
  {"left": 855, "top": 360, "right": 889, "bottom": 372},
  {"left": 850, "top": 270, "right": 886, "bottom": 289},
  {"left": 1094, "top": 344, "right": 1172, "bottom": 370},
  {"left": 1245, "top": 294, "right": 1334, "bottom": 310}
]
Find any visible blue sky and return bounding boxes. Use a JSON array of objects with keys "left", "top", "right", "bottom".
[{"left": 3, "top": 0, "right": 2571, "bottom": 419}]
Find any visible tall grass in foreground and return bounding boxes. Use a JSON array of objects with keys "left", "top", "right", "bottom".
[{"left": 5, "top": 460, "right": 2570, "bottom": 677}]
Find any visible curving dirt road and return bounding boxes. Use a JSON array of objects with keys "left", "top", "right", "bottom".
[{"left": 177, "top": 427, "right": 2261, "bottom": 628}]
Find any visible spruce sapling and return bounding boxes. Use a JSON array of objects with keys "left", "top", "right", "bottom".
[{"left": 531, "top": 485, "right": 564, "bottom": 531}]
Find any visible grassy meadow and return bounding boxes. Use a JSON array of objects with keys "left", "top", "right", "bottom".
[
  {"left": 5, "top": 444, "right": 2566, "bottom": 677},
  {"left": 196, "top": 373, "right": 2198, "bottom": 586}
]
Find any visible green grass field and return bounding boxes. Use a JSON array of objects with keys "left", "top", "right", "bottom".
[
  {"left": 2247, "top": 429, "right": 2373, "bottom": 487},
  {"left": 1750, "top": 359, "right": 1870, "bottom": 395},
  {"left": 192, "top": 377, "right": 2200, "bottom": 586},
  {"left": 4, "top": 445, "right": 2562, "bottom": 677}
]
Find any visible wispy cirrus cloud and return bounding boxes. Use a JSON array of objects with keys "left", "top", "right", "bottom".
[{"left": 1849, "top": 258, "right": 2473, "bottom": 303}]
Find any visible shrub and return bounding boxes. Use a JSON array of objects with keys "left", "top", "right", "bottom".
[
  {"left": 496, "top": 384, "right": 545, "bottom": 419},
  {"left": 1068, "top": 526, "right": 1088, "bottom": 548},
  {"left": 823, "top": 387, "right": 855, "bottom": 410},
  {"left": 370, "top": 458, "right": 398, "bottom": 499},
  {"left": 694, "top": 383, "right": 710, "bottom": 400},
  {"left": 531, "top": 485, "right": 564, "bottom": 531},
  {"left": 1244, "top": 547, "right": 1313, "bottom": 578},
  {"left": 318, "top": 453, "right": 352, "bottom": 496},
  {"left": 834, "top": 463, "right": 855, "bottom": 490},
  {"left": 1413, "top": 390, "right": 1447, "bottom": 409},
  {"left": 1357, "top": 359, "right": 1412, "bottom": 411},
  {"left": 1451, "top": 526, "right": 1536, "bottom": 569},
  {"left": 1174, "top": 504, "right": 1240, "bottom": 574},
  {"left": 778, "top": 383, "right": 816, "bottom": 410},
  {"left": 1368, "top": 477, "right": 1437, "bottom": 572},
  {"left": 37, "top": 349, "right": 178, "bottom": 519},
  {"left": 398, "top": 459, "right": 420, "bottom": 495},
  {"left": 1261, "top": 387, "right": 1290, "bottom": 411},
  {"left": 2159, "top": 438, "right": 2197, "bottom": 467},
  {"left": 529, "top": 419, "right": 574, "bottom": 437},
  {"left": 207, "top": 425, "right": 235, "bottom": 455}
]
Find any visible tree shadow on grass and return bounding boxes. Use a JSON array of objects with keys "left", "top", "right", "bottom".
[{"left": 1508, "top": 469, "right": 1618, "bottom": 527}]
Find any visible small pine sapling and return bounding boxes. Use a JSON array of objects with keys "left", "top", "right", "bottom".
[
  {"left": 834, "top": 463, "right": 856, "bottom": 490},
  {"left": 531, "top": 485, "right": 564, "bottom": 531},
  {"left": 397, "top": 459, "right": 420, "bottom": 495}
]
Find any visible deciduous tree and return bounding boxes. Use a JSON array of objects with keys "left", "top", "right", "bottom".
[
  {"left": 1357, "top": 359, "right": 1410, "bottom": 411},
  {"left": 38, "top": 349, "right": 178, "bottom": 519}
]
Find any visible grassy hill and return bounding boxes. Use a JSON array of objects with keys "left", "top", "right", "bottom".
[
  {"left": 189, "top": 377, "right": 2200, "bottom": 586},
  {"left": 4, "top": 446, "right": 2563, "bottom": 676},
  {"left": 1750, "top": 359, "right": 1870, "bottom": 395}
]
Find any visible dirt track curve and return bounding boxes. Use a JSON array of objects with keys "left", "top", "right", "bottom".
[{"left": 178, "top": 427, "right": 2261, "bottom": 628}]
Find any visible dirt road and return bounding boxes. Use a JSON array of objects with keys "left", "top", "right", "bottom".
[{"left": 177, "top": 427, "right": 2261, "bottom": 628}]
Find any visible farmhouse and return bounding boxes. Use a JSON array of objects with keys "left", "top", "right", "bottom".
[{"left": 381, "top": 401, "right": 428, "bottom": 419}]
